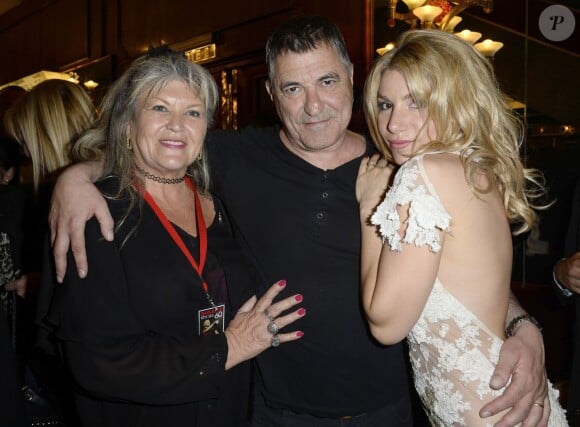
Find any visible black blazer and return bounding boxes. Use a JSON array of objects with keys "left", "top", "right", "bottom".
[{"left": 38, "top": 177, "right": 257, "bottom": 427}]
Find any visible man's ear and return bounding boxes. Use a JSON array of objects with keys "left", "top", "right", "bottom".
[{"left": 265, "top": 80, "right": 273, "bottom": 101}]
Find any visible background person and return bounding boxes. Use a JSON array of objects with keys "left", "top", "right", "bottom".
[
  {"left": 0, "top": 135, "right": 26, "bottom": 427},
  {"left": 553, "top": 177, "right": 580, "bottom": 426},
  {"left": 47, "top": 15, "right": 551, "bottom": 426},
  {"left": 3, "top": 78, "right": 97, "bottom": 425}
]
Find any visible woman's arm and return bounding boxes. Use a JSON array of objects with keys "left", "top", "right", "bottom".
[
  {"left": 357, "top": 155, "right": 443, "bottom": 344},
  {"left": 362, "top": 212, "right": 443, "bottom": 344}
]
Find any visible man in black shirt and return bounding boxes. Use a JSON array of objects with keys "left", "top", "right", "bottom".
[{"left": 49, "top": 15, "right": 550, "bottom": 426}]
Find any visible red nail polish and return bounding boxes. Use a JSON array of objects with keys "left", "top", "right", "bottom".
[
  {"left": 295, "top": 294, "right": 303, "bottom": 302},
  {"left": 297, "top": 308, "right": 306, "bottom": 316},
  {"left": 278, "top": 279, "right": 286, "bottom": 287},
  {"left": 296, "top": 331, "right": 304, "bottom": 337}
]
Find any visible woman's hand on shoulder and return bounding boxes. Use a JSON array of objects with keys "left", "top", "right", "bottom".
[
  {"left": 356, "top": 154, "right": 394, "bottom": 218},
  {"left": 224, "top": 280, "right": 305, "bottom": 369}
]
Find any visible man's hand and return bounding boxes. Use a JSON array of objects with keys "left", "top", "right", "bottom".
[
  {"left": 5, "top": 275, "right": 27, "bottom": 298},
  {"left": 555, "top": 252, "right": 580, "bottom": 294},
  {"left": 49, "top": 162, "right": 112, "bottom": 282},
  {"left": 480, "top": 323, "right": 549, "bottom": 427}
]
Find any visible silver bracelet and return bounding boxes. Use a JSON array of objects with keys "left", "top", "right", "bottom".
[{"left": 505, "top": 314, "right": 541, "bottom": 338}]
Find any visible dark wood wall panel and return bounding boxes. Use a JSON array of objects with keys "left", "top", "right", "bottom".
[
  {"left": 0, "top": 0, "right": 370, "bottom": 94},
  {"left": 118, "top": 0, "right": 292, "bottom": 59},
  {"left": 0, "top": 0, "right": 93, "bottom": 84}
]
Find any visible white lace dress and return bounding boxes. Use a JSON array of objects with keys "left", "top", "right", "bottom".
[{"left": 370, "top": 154, "right": 567, "bottom": 426}]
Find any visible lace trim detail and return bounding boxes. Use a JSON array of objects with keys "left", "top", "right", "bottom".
[{"left": 370, "top": 156, "right": 451, "bottom": 252}]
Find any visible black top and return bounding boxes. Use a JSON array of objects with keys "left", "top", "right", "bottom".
[
  {"left": 0, "top": 184, "right": 25, "bottom": 280},
  {"left": 0, "top": 184, "right": 26, "bottom": 426},
  {"left": 37, "top": 177, "right": 257, "bottom": 427},
  {"left": 208, "top": 126, "right": 410, "bottom": 418}
]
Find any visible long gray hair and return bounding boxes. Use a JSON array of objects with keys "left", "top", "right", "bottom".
[{"left": 72, "top": 47, "right": 218, "bottom": 241}]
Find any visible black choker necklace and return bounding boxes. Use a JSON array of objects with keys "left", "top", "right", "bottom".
[{"left": 135, "top": 165, "right": 185, "bottom": 184}]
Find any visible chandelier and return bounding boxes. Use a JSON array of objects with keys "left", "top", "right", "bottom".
[{"left": 377, "top": 0, "right": 503, "bottom": 58}]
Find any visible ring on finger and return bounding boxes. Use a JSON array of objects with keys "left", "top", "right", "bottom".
[
  {"left": 263, "top": 308, "right": 275, "bottom": 322},
  {"left": 267, "top": 321, "right": 279, "bottom": 335},
  {"left": 271, "top": 335, "right": 281, "bottom": 347},
  {"left": 368, "top": 162, "right": 377, "bottom": 167},
  {"left": 532, "top": 402, "right": 544, "bottom": 409}
]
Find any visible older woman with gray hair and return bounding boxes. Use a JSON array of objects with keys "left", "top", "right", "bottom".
[{"left": 37, "top": 47, "right": 305, "bottom": 427}]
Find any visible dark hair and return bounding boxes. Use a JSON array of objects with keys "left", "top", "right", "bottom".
[{"left": 265, "top": 15, "right": 352, "bottom": 81}]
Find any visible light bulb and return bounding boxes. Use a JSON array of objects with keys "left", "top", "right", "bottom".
[
  {"left": 402, "top": 0, "right": 427, "bottom": 10},
  {"left": 455, "top": 29, "right": 482, "bottom": 44},
  {"left": 474, "top": 39, "right": 504, "bottom": 57}
]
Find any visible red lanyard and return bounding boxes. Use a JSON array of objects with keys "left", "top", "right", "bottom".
[{"left": 143, "top": 177, "right": 212, "bottom": 300}]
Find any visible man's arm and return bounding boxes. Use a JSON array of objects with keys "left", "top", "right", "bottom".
[
  {"left": 49, "top": 160, "right": 112, "bottom": 282},
  {"left": 479, "top": 292, "right": 549, "bottom": 426}
]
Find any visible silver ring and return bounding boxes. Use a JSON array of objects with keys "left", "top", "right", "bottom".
[
  {"left": 263, "top": 308, "right": 275, "bottom": 322},
  {"left": 271, "top": 335, "right": 280, "bottom": 347},
  {"left": 267, "top": 321, "right": 279, "bottom": 335},
  {"left": 368, "top": 162, "right": 377, "bottom": 167}
]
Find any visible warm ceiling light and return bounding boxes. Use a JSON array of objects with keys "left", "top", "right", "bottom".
[
  {"left": 401, "top": 0, "right": 427, "bottom": 10},
  {"left": 413, "top": 5, "right": 443, "bottom": 27},
  {"left": 455, "top": 29, "right": 482, "bottom": 44},
  {"left": 376, "top": 42, "right": 396, "bottom": 55},
  {"left": 83, "top": 80, "right": 99, "bottom": 90},
  {"left": 474, "top": 39, "right": 504, "bottom": 57},
  {"left": 438, "top": 15, "right": 462, "bottom": 32}
]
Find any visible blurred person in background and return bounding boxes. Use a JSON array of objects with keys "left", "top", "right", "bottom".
[
  {"left": 3, "top": 78, "right": 97, "bottom": 425},
  {"left": 0, "top": 135, "right": 26, "bottom": 427}
]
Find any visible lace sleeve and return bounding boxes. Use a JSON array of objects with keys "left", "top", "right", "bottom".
[{"left": 370, "top": 155, "right": 451, "bottom": 253}]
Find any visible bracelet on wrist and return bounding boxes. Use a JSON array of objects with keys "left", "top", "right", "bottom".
[{"left": 505, "top": 314, "right": 542, "bottom": 338}]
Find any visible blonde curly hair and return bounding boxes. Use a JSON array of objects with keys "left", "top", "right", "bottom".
[{"left": 363, "top": 29, "right": 546, "bottom": 235}]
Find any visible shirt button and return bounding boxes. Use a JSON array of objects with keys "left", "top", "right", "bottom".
[
  {"left": 322, "top": 192, "right": 329, "bottom": 199},
  {"left": 316, "top": 212, "right": 324, "bottom": 220}
]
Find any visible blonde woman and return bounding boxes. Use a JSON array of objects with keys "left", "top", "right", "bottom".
[
  {"left": 4, "top": 79, "right": 96, "bottom": 191},
  {"left": 357, "top": 30, "right": 567, "bottom": 426}
]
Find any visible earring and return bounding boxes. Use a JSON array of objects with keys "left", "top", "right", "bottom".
[
  {"left": 126, "top": 136, "right": 132, "bottom": 150},
  {"left": 197, "top": 152, "right": 203, "bottom": 161}
]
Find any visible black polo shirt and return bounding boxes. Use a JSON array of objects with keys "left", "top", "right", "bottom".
[{"left": 208, "top": 126, "right": 410, "bottom": 418}]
